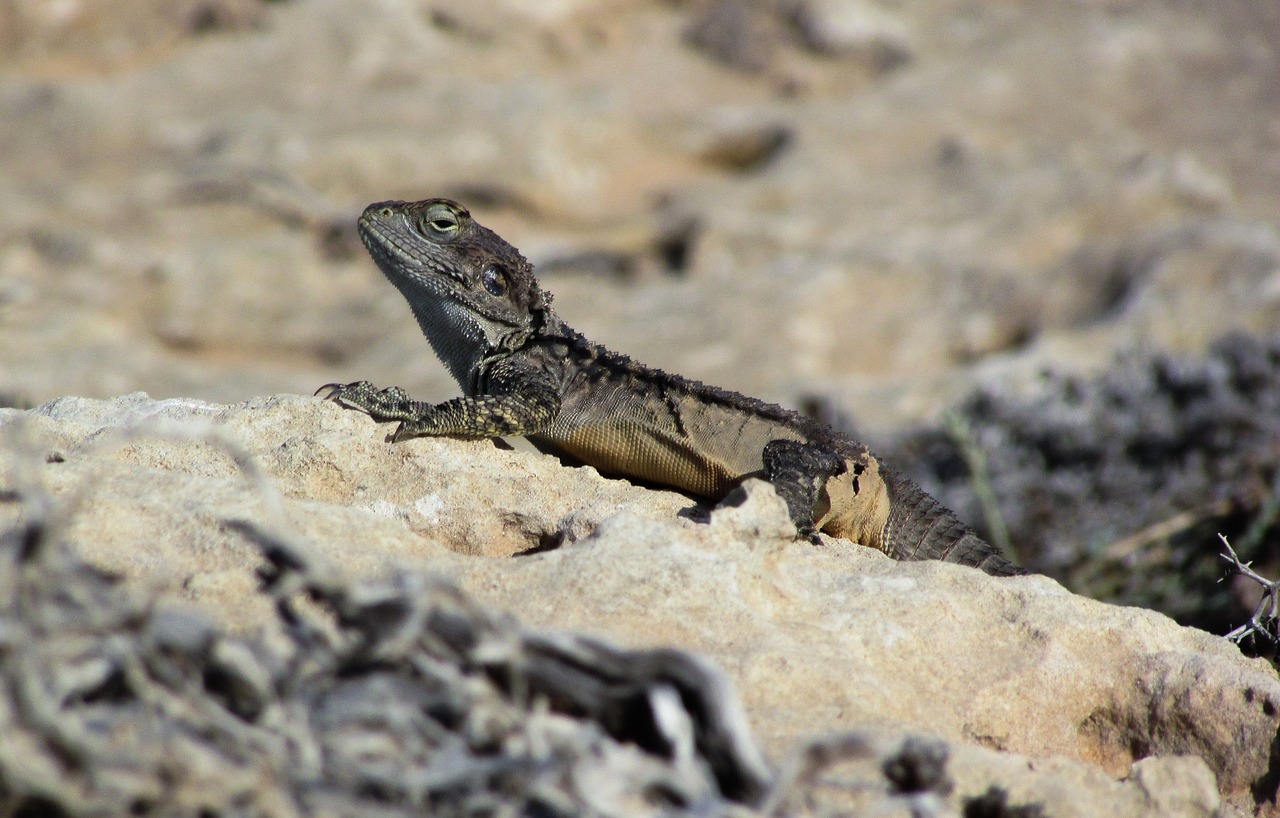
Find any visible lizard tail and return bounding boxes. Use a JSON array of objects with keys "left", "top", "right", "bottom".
[{"left": 880, "top": 467, "right": 1028, "bottom": 576}]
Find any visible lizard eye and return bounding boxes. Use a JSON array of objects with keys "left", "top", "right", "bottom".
[
  {"left": 420, "top": 204, "right": 461, "bottom": 238},
  {"left": 481, "top": 264, "right": 508, "bottom": 296}
]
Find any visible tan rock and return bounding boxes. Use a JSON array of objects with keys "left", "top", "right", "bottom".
[
  {"left": 2, "top": 393, "right": 1275, "bottom": 816},
  {"left": 448, "top": 479, "right": 1279, "bottom": 811},
  {"left": 3, "top": 392, "right": 689, "bottom": 626},
  {"left": 4, "top": 0, "right": 1280, "bottom": 417}
]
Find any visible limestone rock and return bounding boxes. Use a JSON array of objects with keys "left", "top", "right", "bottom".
[
  {"left": 449, "top": 480, "right": 1280, "bottom": 810},
  {"left": 2, "top": 392, "right": 690, "bottom": 628},
  {"left": 2, "top": 393, "right": 1276, "bottom": 816}
]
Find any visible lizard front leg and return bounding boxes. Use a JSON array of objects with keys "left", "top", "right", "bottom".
[
  {"left": 318, "top": 359, "right": 561, "bottom": 442},
  {"left": 761, "top": 439, "right": 848, "bottom": 540}
]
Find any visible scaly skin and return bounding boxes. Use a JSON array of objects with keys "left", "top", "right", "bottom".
[{"left": 319, "top": 198, "right": 1028, "bottom": 577}]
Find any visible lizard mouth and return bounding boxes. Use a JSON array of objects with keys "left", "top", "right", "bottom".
[{"left": 358, "top": 215, "right": 468, "bottom": 290}]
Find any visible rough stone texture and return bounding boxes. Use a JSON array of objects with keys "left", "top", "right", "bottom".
[
  {"left": 4, "top": 392, "right": 689, "bottom": 626},
  {"left": 2, "top": 0, "right": 1279, "bottom": 425},
  {"left": 2, "top": 393, "right": 1276, "bottom": 817},
  {"left": 884, "top": 331, "right": 1280, "bottom": 639},
  {"left": 0, "top": 475, "right": 782, "bottom": 817},
  {"left": 3, "top": 0, "right": 1279, "bottom": 647},
  {"left": 455, "top": 490, "right": 1279, "bottom": 808}
]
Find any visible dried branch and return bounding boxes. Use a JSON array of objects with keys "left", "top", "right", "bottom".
[{"left": 1219, "top": 534, "right": 1280, "bottom": 647}]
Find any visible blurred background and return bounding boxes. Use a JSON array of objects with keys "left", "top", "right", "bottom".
[{"left": 2, "top": 0, "right": 1278, "bottom": 643}]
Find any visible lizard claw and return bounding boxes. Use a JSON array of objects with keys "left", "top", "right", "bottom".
[
  {"left": 314, "top": 382, "right": 344, "bottom": 399},
  {"left": 389, "top": 422, "right": 415, "bottom": 444},
  {"left": 315, "top": 381, "right": 382, "bottom": 417},
  {"left": 315, "top": 380, "right": 375, "bottom": 403},
  {"left": 794, "top": 521, "right": 820, "bottom": 543}
]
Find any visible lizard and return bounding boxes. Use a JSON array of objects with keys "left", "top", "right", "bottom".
[{"left": 318, "top": 198, "right": 1028, "bottom": 576}]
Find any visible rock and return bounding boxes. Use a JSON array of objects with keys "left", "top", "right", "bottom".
[
  {"left": 3, "top": 0, "right": 1280, "bottom": 432},
  {"left": 450, "top": 481, "right": 1279, "bottom": 810},
  {"left": 0, "top": 0, "right": 268, "bottom": 73},
  {"left": 3, "top": 392, "right": 691, "bottom": 628},
  {"left": 887, "top": 331, "right": 1280, "bottom": 635},
  {"left": 2, "top": 392, "right": 1276, "bottom": 816},
  {"left": 682, "top": 0, "right": 911, "bottom": 76},
  {"left": 0, "top": 479, "right": 778, "bottom": 816},
  {"left": 792, "top": 0, "right": 912, "bottom": 68}
]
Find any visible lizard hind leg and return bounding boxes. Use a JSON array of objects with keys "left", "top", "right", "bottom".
[{"left": 761, "top": 439, "right": 847, "bottom": 540}]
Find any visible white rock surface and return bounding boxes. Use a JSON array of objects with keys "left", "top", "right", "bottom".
[{"left": 2, "top": 393, "right": 1276, "bottom": 816}]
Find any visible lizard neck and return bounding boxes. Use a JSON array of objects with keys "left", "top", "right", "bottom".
[
  {"left": 404, "top": 284, "right": 549, "bottom": 394},
  {"left": 408, "top": 293, "right": 495, "bottom": 393}
]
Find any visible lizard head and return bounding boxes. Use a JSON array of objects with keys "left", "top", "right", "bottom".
[{"left": 357, "top": 198, "right": 551, "bottom": 353}]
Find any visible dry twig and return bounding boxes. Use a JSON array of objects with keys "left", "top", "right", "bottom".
[{"left": 1219, "top": 534, "right": 1280, "bottom": 646}]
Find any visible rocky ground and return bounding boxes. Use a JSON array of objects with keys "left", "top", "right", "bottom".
[
  {"left": 2, "top": 393, "right": 1276, "bottom": 816},
  {"left": 883, "top": 331, "right": 1280, "bottom": 641},
  {"left": 4, "top": 0, "right": 1280, "bottom": 414},
  {"left": 2, "top": 0, "right": 1280, "bottom": 815}
]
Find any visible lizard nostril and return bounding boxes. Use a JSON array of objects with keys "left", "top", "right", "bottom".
[{"left": 380, "top": 207, "right": 393, "bottom": 218}]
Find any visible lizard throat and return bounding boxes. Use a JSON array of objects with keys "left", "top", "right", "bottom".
[{"left": 407, "top": 295, "right": 487, "bottom": 390}]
